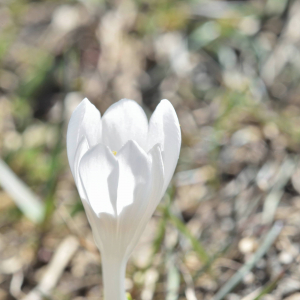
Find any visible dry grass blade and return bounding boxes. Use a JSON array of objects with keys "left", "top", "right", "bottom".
[
  {"left": 166, "top": 257, "right": 180, "bottom": 300},
  {"left": 212, "top": 222, "right": 283, "bottom": 300},
  {"left": 141, "top": 268, "right": 159, "bottom": 300},
  {"left": 22, "top": 236, "right": 79, "bottom": 300},
  {"left": 0, "top": 159, "right": 44, "bottom": 223},
  {"left": 262, "top": 157, "right": 296, "bottom": 224}
]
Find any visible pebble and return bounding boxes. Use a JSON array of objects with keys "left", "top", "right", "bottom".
[
  {"left": 279, "top": 251, "right": 293, "bottom": 264},
  {"left": 225, "top": 294, "right": 240, "bottom": 300},
  {"left": 238, "top": 237, "right": 257, "bottom": 254},
  {"left": 284, "top": 293, "right": 300, "bottom": 300},
  {"left": 242, "top": 272, "right": 255, "bottom": 285}
]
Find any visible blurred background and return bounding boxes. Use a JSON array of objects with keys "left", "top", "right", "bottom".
[{"left": 1, "top": 0, "right": 300, "bottom": 299}]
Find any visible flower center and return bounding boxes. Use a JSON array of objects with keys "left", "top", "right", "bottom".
[{"left": 112, "top": 151, "right": 117, "bottom": 156}]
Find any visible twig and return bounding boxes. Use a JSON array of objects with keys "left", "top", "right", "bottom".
[{"left": 22, "top": 236, "right": 79, "bottom": 300}]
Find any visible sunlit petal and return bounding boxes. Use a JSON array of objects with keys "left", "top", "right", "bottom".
[
  {"left": 67, "top": 98, "right": 102, "bottom": 176},
  {"left": 124, "top": 143, "right": 164, "bottom": 259},
  {"left": 102, "top": 99, "right": 148, "bottom": 151},
  {"left": 79, "top": 143, "right": 118, "bottom": 216},
  {"left": 116, "top": 140, "right": 151, "bottom": 215},
  {"left": 147, "top": 99, "right": 181, "bottom": 192}
]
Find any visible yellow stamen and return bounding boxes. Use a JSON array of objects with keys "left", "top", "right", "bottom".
[{"left": 112, "top": 151, "right": 117, "bottom": 156}]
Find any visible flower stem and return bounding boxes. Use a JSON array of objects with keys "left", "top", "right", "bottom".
[{"left": 101, "top": 256, "right": 127, "bottom": 300}]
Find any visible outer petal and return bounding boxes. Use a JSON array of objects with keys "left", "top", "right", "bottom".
[
  {"left": 71, "top": 138, "right": 108, "bottom": 252},
  {"left": 67, "top": 98, "right": 102, "bottom": 176},
  {"left": 147, "top": 100, "right": 181, "bottom": 192},
  {"left": 79, "top": 143, "right": 119, "bottom": 216},
  {"left": 73, "top": 137, "right": 89, "bottom": 202},
  {"left": 77, "top": 176, "right": 114, "bottom": 255},
  {"left": 124, "top": 144, "right": 164, "bottom": 259},
  {"left": 102, "top": 99, "right": 148, "bottom": 152},
  {"left": 147, "top": 144, "right": 165, "bottom": 209}
]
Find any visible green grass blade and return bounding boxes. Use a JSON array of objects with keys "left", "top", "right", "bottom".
[{"left": 168, "top": 212, "right": 210, "bottom": 264}]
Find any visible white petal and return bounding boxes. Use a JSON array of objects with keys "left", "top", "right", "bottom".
[
  {"left": 67, "top": 98, "right": 102, "bottom": 175},
  {"left": 147, "top": 99, "right": 181, "bottom": 192},
  {"left": 72, "top": 139, "right": 109, "bottom": 251},
  {"left": 115, "top": 140, "right": 151, "bottom": 255},
  {"left": 102, "top": 99, "right": 148, "bottom": 152},
  {"left": 73, "top": 137, "right": 89, "bottom": 201},
  {"left": 147, "top": 144, "right": 165, "bottom": 209},
  {"left": 124, "top": 144, "right": 164, "bottom": 259},
  {"left": 77, "top": 169, "right": 116, "bottom": 255},
  {"left": 116, "top": 140, "right": 151, "bottom": 215},
  {"left": 72, "top": 148, "right": 106, "bottom": 252},
  {"left": 79, "top": 143, "right": 118, "bottom": 216}
]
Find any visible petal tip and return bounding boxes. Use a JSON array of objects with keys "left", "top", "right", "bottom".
[
  {"left": 71, "top": 97, "right": 93, "bottom": 116},
  {"left": 119, "top": 98, "right": 133, "bottom": 102},
  {"left": 156, "top": 99, "right": 179, "bottom": 124},
  {"left": 159, "top": 99, "right": 173, "bottom": 108},
  {"left": 150, "top": 143, "right": 162, "bottom": 153},
  {"left": 82, "top": 97, "right": 96, "bottom": 109},
  {"left": 118, "top": 98, "right": 141, "bottom": 106},
  {"left": 118, "top": 139, "right": 138, "bottom": 152},
  {"left": 117, "top": 139, "right": 148, "bottom": 160}
]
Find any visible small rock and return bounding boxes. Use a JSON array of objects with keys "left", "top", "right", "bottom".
[
  {"left": 278, "top": 278, "right": 300, "bottom": 298},
  {"left": 231, "top": 126, "right": 262, "bottom": 147},
  {"left": 243, "top": 272, "right": 255, "bottom": 285},
  {"left": 238, "top": 237, "right": 258, "bottom": 254},
  {"left": 284, "top": 293, "right": 300, "bottom": 300},
  {"left": 279, "top": 251, "right": 293, "bottom": 265},
  {"left": 263, "top": 123, "right": 279, "bottom": 140},
  {"left": 261, "top": 295, "right": 276, "bottom": 300},
  {"left": 225, "top": 294, "right": 240, "bottom": 300}
]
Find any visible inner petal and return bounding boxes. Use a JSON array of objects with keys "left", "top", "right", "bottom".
[
  {"left": 116, "top": 140, "right": 151, "bottom": 215},
  {"left": 102, "top": 99, "right": 148, "bottom": 152}
]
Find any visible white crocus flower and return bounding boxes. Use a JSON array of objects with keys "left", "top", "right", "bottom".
[{"left": 67, "top": 98, "right": 181, "bottom": 300}]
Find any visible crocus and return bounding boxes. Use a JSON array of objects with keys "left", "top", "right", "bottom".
[{"left": 67, "top": 98, "right": 181, "bottom": 300}]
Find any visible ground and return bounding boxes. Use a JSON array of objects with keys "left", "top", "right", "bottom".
[{"left": 1, "top": 0, "right": 300, "bottom": 299}]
